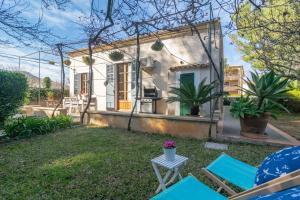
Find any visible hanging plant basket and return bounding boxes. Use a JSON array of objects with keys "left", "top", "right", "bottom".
[
  {"left": 151, "top": 40, "right": 164, "bottom": 51},
  {"left": 109, "top": 51, "right": 124, "bottom": 61},
  {"left": 48, "top": 61, "right": 55, "bottom": 65},
  {"left": 63, "top": 60, "right": 71, "bottom": 66},
  {"left": 82, "top": 56, "right": 95, "bottom": 65}
]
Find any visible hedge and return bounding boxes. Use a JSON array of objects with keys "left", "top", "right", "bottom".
[
  {"left": 4, "top": 115, "right": 73, "bottom": 139},
  {"left": 0, "top": 71, "right": 28, "bottom": 124}
]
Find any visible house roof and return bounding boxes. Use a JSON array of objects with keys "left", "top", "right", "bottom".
[
  {"left": 68, "top": 18, "right": 221, "bottom": 58},
  {"left": 169, "top": 63, "right": 209, "bottom": 72}
]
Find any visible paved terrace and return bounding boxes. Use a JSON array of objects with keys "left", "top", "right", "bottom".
[{"left": 218, "top": 106, "right": 300, "bottom": 146}]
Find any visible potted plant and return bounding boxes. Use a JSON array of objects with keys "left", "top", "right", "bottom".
[
  {"left": 82, "top": 56, "right": 95, "bottom": 65},
  {"left": 230, "top": 71, "right": 290, "bottom": 138},
  {"left": 167, "top": 78, "right": 221, "bottom": 116},
  {"left": 63, "top": 60, "right": 71, "bottom": 66},
  {"left": 163, "top": 140, "right": 176, "bottom": 161},
  {"left": 109, "top": 51, "right": 124, "bottom": 61},
  {"left": 47, "top": 91, "right": 55, "bottom": 101},
  {"left": 151, "top": 40, "right": 164, "bottom": 51}
]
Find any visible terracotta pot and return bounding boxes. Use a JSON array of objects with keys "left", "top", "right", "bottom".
[
  {"left": 190, "top": 106, "right": 200, "bottom": 116},
  {"left": 48, "top": 96, "right": 54, "bottom": 101},
  {"left": 240, "top": 112, "right": 271, "bottom": 139}
]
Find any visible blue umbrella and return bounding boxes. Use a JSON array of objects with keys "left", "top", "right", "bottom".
[
  {"left": 250, "top": 145, "right": 300, "bottom": 200},
  {"left": 255, "top": 145, "right": 300, "bottom": 186}
]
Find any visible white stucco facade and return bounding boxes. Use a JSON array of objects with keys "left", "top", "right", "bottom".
[{"left": 69, "top": 20, "right": 223, "bottom": 116}]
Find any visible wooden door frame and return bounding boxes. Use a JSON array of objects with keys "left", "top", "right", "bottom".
[{"left": 116, "top": 63, "right": 131, "bottom": 110}]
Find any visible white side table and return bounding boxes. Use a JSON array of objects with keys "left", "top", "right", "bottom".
[{"left": 151, "top": 154, "right": 188, "bottom": 193}]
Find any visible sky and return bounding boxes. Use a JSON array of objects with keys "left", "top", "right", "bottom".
[{"left": 0, "top": 0, "right": 251, "bottom": 82}]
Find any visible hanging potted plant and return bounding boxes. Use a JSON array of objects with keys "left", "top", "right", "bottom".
[
  {"left": 230, "top": 71, "right": 290, "bottom": 138},
  {"left": 109, "top": 51, "right": 124, "bottom": 61},
  {"left": 48, "top": 61, "right": 55, "bottom": 65},
  {"left": 151, "top": 40, "right": 164, "bottom": 51},
  {"left": 82, "top": 56, "right": 95, "bottom": 65},
  {"left": 163, "top": 140, "right": 176, "bottom": 161},
  {"left": 63, "top": 60, "right": 71, "bottom": 66}
]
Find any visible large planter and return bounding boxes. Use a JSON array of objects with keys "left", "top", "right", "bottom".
[
  {"left": 163, "top": 148, "right": 176, "bottom": 161},
  {"left": 240, "top": 112, "right": 271, "bottom": 139}
]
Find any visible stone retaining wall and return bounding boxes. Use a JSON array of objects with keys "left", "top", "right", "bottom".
[{"left": 85, "top": 111, "right": 218, "bottom": 139}]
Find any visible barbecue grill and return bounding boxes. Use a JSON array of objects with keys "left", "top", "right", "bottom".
[{"left": 141, "top": 87, "right": 161, "bottom": 114}]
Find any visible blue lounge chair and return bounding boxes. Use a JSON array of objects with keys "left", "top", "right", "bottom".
[
  {"left": 151, "top": 170, "right": 300, "bottom": 200},
  {"left": 151, "top": 175, "right": 227, "bottom": 200},
  {"left": 202, "top": 153, "right": 257, "bottom": 195}
]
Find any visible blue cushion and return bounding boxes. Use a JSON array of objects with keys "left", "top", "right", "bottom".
[
  {"left": 206, "top": 154, "right": 257, "bottom": 190},
  {"left": 249, "top": 185, "right": 300, "bottom": 200},
  {"left": 150, "top": 176, "right": 227, "bottom": 200},
  {"left": 255, "top": 146, "right": 300, "bottom": 186}
]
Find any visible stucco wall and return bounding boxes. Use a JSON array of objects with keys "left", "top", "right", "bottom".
[
  {"left": 86, "top": 111, "right": 218, "bottom": 139},
  {"left": 69, "top": 24, "right": 222, "bottom": 115}
]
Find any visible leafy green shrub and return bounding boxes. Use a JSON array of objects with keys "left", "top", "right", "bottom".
[
  {"left": 277, "top": 89, "right": 300, "bottom": 113},
  {"left": 43, "top": 77, "right": 51, "bottom": 89},
  {"left": 167, "top": 78, "right": 221, "bottom": 115},
  {"left": 0, "top": 71, "right": 28, "bottom": 124},
  {"left": 287, "top": 89, "right": 300, "bottom": 100},
  {"left": 230, "top": 96, "right": 261, "bottom": 118},
  {"left": 26, "top": 88, "right": 69, "bottom": 103},
  {"left": 230, "top": 71, "right": 290, "bottom": 119},
  {"left": 26, "top": 88, "right": 48, "bottom": 103},
  {"left": 4, "top": 115, "right": 73, "bottom": 139}
]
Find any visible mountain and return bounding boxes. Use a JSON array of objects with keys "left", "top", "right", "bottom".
[{"left": 20, "top": 71, "right": 69, "bottom": 89}]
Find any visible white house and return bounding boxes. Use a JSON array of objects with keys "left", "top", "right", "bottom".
[{"left": 68, "top": 19, "right": 224, "bottom": 116}]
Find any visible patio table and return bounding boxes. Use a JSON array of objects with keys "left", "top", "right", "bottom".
[{"left": 151, "top": 154, "right": 188, "bottom": 193}]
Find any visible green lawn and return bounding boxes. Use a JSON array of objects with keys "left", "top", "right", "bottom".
[
  {"left": 270, "top": 112, "right": 300, "bottom": 140},
  {"left": 0, "top": 127, "right": 279, "bottom": 199}
]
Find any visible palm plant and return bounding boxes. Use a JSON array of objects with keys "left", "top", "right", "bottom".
[
  {"left": 167, "top": 78, "right": 221, "bottom": 115},
  {"left": 242, "top": 71, "right": 290, "bottom": 111}
]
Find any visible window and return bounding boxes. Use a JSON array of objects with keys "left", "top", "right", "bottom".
[{"left": 80, "top": 73, "right": 88, "bottom": 94}]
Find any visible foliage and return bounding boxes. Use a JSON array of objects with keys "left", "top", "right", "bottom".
[
  {"left": 82, "top": 56, "right": 95, "bottom": 65},
  {"left": 0, "top": 71, "right": 28, "bottom": 124},
  {"left": 63, "top": 60, "right": 71, "bottom": 66},
  {"left": 43, "top": 77, "right": 51, "bottom": 89},
  {"left": 278, "top": 89, "right": 300, "bottom": 113},
  {"left": 4, "top": 115, "right": 72, "bottom": 139},
  {"left": 48, "top": 61, "right": 55, "bottom": 65},
  {"left": 108, "top": 51, "right": 124, "bottom": 61},
  {"left": 230, "top": 71, "right": 291, "bottom": 118},
  {"left": 243, "top": 71, "right": 290, "bottom": 111},
  {"left": 47, "top": 91, "right": 55, "bottom": 100},
  {"left": 286, "top": 89, "right": 300, "bottom": 100},
  {"left": 26, "top": 88, "right": 69, "bottom": 103},
  {"left": 230, "top": 0, "right": 300, "bottom": 79},
  {"left": 230, "top": 96, "right": 263, "bottom": 119},
  {"left": 167, "top": 78, "right": 221, "bottom": 111},
  {"left": 151, "top": 40, "right": 164, "bottom": 51},
  {"left": 0, "top": 126, "right": 279, "bottom": 199}
]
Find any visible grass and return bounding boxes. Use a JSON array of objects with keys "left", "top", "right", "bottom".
[
  {"left": 270, "top": 112, "right": 300, "bottom": 140},
  {"left": 0, "top": 127, "right": 280, "bottom": 199}
]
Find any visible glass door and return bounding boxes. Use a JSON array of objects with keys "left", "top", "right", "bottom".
[{"left": 117, "top": 63, "right": 132, "bottom": 110}]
